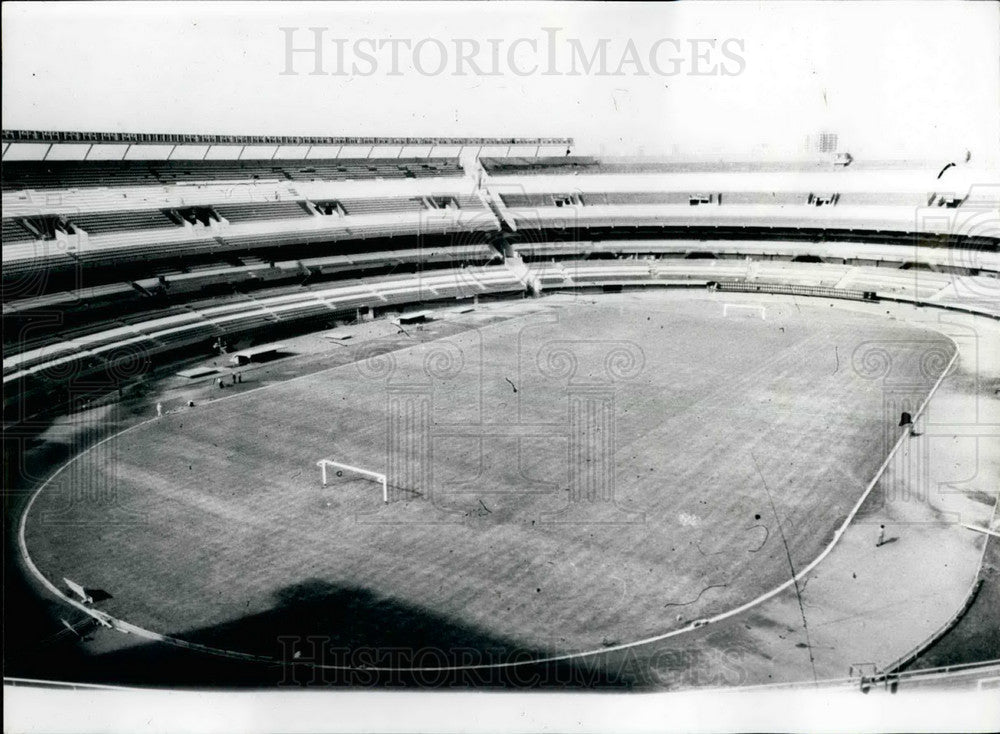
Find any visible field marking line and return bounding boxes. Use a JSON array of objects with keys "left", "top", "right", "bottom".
[
  {"left": 13, "top": 305, "right": 967, "bottom": 673},
  {"left": 960, "top": 522, "right": 1000, "bottom": 539}
]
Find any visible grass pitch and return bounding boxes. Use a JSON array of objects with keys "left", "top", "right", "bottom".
[{"left": 24, "top": 294, "right": 954, "bottom": 663}]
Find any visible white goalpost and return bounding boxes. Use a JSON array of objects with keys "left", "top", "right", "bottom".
[{"left": 316, "top": 459, "right": 389, "bottom": 504}]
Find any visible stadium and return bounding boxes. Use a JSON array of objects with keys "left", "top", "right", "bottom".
[{"left": 3, "top": 128, "right": 998, "bottom": 693}]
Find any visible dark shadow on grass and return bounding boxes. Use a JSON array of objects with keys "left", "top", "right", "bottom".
[
  {"left": 17, "top": 579, "right": 638, "bottom": 689},
  {"left": 83, "top": 588, "right": 114, "bottom": 603}
]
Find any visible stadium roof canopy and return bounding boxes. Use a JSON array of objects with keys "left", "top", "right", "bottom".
[{"left": 1, "top": 130, "right": 574, "bottom": 162}]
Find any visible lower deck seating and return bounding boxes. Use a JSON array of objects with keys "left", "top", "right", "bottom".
[
  {"left": 512, "top": 239, "right": 1000, "bottom": 272},
  {"left": 2, "top": 218, "right": 36, "bottom": 244},
  {"left": 2, "top": 265, "right": 525, "bottom": 385},
  {"left": 2, "top": 241, "right": 503, "bottom": 353},
  {"left": 339, "top": 198, "right": 426, "bottom": 216},
  {"left": 525, "top": 257, "right": 999, "bottom": 311}
]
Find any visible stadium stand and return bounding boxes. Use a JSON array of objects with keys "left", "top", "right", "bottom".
[
  {"left": 3, "top": 131, "right": 998, "bottom": 420},
  {"left": 339, "top": 198, "right": 427, "bottom": 216},
  {"left": 215, "top": 201, "right": 312, "bottom": 223},
  {"left": 67, "top": 209, "right": 180, "bottom": 234},
  {"left": 2, "top": 218, "right": 36, "bottom": 243},
  {"left": 480, "top": 156, "right": 600, "bottom": 175},
  {"left": 1, "top": 159, "right": 465, "bottom": 192}
]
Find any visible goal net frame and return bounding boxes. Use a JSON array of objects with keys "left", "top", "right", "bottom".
[{"left": 316, "top": 459, "right": 388, "bottom": 504}]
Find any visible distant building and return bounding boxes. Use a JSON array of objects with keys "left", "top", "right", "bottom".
[{"left": 817, "top": 132, "right": 839, "bottom": 154}]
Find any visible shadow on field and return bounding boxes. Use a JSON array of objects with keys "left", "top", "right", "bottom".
[
  {"left": 83, "top": 587, "right": 114, "bottom": 603},
  {"left": 16, "top": 579, "right": 637, "bottom": 689}
]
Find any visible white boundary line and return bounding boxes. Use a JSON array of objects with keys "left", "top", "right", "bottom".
[
  {"left": 961, "top": 522, "right": 1000, "bottom": 539},
  {"left": 13, "top": 299, "right": 966, "bottom": 672}
]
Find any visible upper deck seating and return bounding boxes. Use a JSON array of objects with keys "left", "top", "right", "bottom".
[
  {"left": 1, "top": 158, "right": 465, "bottom": 192},
  {"left": 480, "top": 157, "right": 600, "bottom": 176},
  {"left": 282, "top": 159, "right": 464, "bottom": 181},
  {"left": 1, "top": 162, "right": 162, "bottom": 190}
]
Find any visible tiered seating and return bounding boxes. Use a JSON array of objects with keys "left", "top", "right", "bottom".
[
  {"left": 2, "top": 218, "right": 35, "bottom": 243},
  {"left": 215, "top": 201, "right": 311, "bottom": 223},
  {"left": 481, "top": 157, "right": 599, "bottom": 176},
  {"left": 499, "top": 193, "right": 560, "bottom": 208},
  {"left": 3, "top": 266, "right": 524, "bottom": 385},
  {"left": 2, "top": 230, "right": 220, "bottom": 275},
  {"left": 454, "top": 194, "right": 487, "bottom": 209},
  {"left": 2, "top": 158, "right": 465, "bottom": 192},
  {"left": 6, "top": 145, "right": 998, "bottom": 424},
  {"left": 714, "top": 281, "right": 873, "bottom": 301},
  {"left": 282, "top": 159, "right": 463, "bottom": 181},
  {"left": 16, "top": 215, "right": 67, "bottom": 240},
  {"left": 210, "top": 209, "right": 499, "bottom": 252},
  {"left": 68, "top": 209, "right": 179, "bottom": 234},
  {"left": 524, "top": 256, "right": 1000, "bottom": 314},
  {"left": 2, "top": 232, "right": 504, "bottom": 355},
  {"left": 512, "top": 239, "right": 1000, "bottom": 272},
  {"left": 339, "top": 198, "right": 426, "bottom": 216},
  {"left": 139, "top": 262, "right": 287, "bottom": 294},
  {"left": 300, "top": 244, "right": 499, "bottom": 274},
  {"left": 2, "top": 240, "right": 78, "bottom": 278},
  {"left": 2, "top": 206, "right": 503, "bottom": 281},
  {"left": 530, "top": 259, "right": 833, "bottom": 290},
  {"left": 501, "top": 203, "right": 952, "bottom": 235},
  {"left": 1, "top": 162, "right": 162, "bottom": 190},
  {"left": 152, "top": 162, "right": 289, "bottom": 185},
  {"left": 528, "top": 260, "right": 576, "bottom": 288},
  {"left": 3, "top": 282, "right": 139, "bottom": 316},
  {"left": 529, "top": 258, "right": 727, "bottom": 288}
]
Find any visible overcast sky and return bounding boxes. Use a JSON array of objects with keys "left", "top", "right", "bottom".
[{"left": 3, "top": 1, "right": 998, "bottom": 163}]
